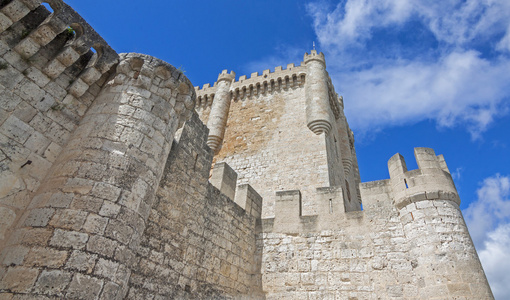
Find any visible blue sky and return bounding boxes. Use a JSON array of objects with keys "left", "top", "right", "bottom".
[{"left": 65, "top": 0, "right": 510, "bottom": 298}]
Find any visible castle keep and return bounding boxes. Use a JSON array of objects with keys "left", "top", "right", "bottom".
[{"left": 0, "top": 0, "right": 494, "bottom": 299}]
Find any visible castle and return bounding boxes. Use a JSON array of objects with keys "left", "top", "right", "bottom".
[{"left": 0, "top": 0, "right": 494, "bottom": 299}]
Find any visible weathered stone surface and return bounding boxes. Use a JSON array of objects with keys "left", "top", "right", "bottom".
[{"left": 0, "top": 1, "right": 493, "bottom": 299}]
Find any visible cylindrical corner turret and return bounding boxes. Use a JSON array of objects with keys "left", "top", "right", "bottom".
[
  {"left": 0, "top": 53, "right": 196, "bottom": 298},
  {"left": 386, "top": 148, "right": 494, "bottom": 299},
  {"left": 206, "top": 70, "right": 235, "bottom": 152},
  {"left": 304, "top": 50, "right": 332, "bottom": 135}
]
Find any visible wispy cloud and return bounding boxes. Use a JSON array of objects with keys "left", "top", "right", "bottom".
[
  {"left": 464, "top": 174, "right": 510, "bottom": 248},
  {"left": 477, "top": 224, "right": 510, "bottom": 300},
  {"left": 241, "top": 46, "right": 306, "bottom": 77},
  {"left": 305, "top": 0, "right": 510, "bottom": 138},
  {"left": 464, "top": 174, "right": 510, "bottom": 299},
  {"left": 451, "top": 167, "right": 463, "bottom": 181}
]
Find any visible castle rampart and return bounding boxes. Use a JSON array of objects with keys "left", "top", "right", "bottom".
[
  {"left": 257, "top": 148, "right": 492, "bottom": 299},
  {"left": 129, "top": 112, "right": 263, "bottom": 299},
  {"left": 0, "top": 1, "right": 494, "bottom": 299}
]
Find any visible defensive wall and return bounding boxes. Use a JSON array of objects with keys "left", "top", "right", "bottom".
[
  {"left": 0, "top": 0, "right": 494, "bottom": 299},
  {"left": 257, "top": 148, "right": 492, "bottom": 299},
  {"left": 0, "top": 0, "right": 264, "bottom": 298}
]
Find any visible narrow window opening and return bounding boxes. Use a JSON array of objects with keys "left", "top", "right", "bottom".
[
  {"left": 41, "top": 2, "right": 54, "bottom": 13},
  {"left": 404, "top": 179, "right": 409, "bottom": 189},
  {"left": 329, "top": 199, "right": 333, "bottom": 214},
  {"left": 193, "top": 154, "right": 199, "bottom": 171},
  {"left": 345, "top": 180, "right": 351, "bottom": 202}
]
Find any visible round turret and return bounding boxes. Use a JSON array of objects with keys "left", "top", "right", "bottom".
[
  {"left": 206, "top": 70, "right": 236, "bottom": 152},
  {"left": 387, "top": 148, "right": 493, "bottom": 299},
  {"left": 304, "top": 50, "right": 332, "bottom": 135}
]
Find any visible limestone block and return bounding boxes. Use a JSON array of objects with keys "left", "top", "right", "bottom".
[
  {"left": 24, "top": 247, "right": 68, "bottom": 268},
  {"left": 43, "top": 59, "right": 66, "bottom": 79},
  {"left": 49, "top": 229, "right": 88, "bottom": 249},
  {"left": 29, "top": 24, "right": 58, "bottom": 46},
  {"left": 1, "top": 0, "right": 30, "bottom": 23},
  {"left": 33, "top": 270, "right": 72, "bottom": 296},
  {"left": 43, "top": 142, "right": 62, "bottom": 162},
  {"left": 0, "top": 12, "right": 13, "bottom": 33},
  {"left": 79, "top": 67, "right": 102, "bottom": 85},
  {"left": 0, "top": 207, "right": 16, "bottom": 240},
  {"left": 56, "top": 47, "right": 81, "bottom": 67},
  {"left": 22, "top": 207, "right": 54, "bottom": 227},
  {"left": 65, "top": 250, "right": 98, "bottom": 273},
  {"left": 0, "top": 266, "right": 39, "bottom": 292},
  {"left": 2, "top": 50, "right": 30, "bottom": 71},
  {"left": 13, "top": 37, "right": 40, "bottom": 59},
  {"left": 69, "top": 78, "right": 89, "bottom": 98},
  {"left": 66, "top": 273, "right": 104, "bottom": 300}
]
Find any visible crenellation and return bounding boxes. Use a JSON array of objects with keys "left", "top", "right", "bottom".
[
  {"left": 0, "top": 1, "right": 494, "bottom": 299},
  {"left": 195, "top": 62, "right": 307, "bottom": 110}
]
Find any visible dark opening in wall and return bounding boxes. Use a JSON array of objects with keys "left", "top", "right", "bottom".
[
  {"left": 0, "top": 0, "right": 14, "bottom": 10},
  {"left": 345, "top": 179, "right": 351, "bottom": 202},
  {"left": 41, "top": 2, "right": 54, "bottom": 13}
]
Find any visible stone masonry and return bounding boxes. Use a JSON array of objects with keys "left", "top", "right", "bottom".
[{"left": 0, "top": 0, "right": 494, "bottom": 299}]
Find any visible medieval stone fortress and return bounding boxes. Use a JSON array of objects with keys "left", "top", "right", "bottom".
[{"left": 0, "top": 0, "right": 494, "bottom": 299}]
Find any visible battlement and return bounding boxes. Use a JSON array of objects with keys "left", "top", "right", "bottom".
[
  {"left": 217, "top": 69, "right": 235, "bottom": 82},
  {"left": 388, "top": 147, "right": 459, "bottom": 209},
  {"left": 195, "top": 63, "right": 307, "bottom": 109},
  {"left": 1, "top": 0, "right": 118, "bottom": 100},
  {"left": 209, "top": 162, "right": 262, "bottom": 219},
  {"left": 304, "top": 49, "right": 326, "bottom": 66},
  {"left": 260, "top": 184, "right": 364, "bottom": 233}
]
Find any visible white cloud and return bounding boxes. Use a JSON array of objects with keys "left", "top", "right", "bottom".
[
  {"left": 241, "top": 46, "right": 305, "bottom": 77},
  {"left": 451, "top": 167, "right": 462, "bottom": 181},
  {"left": 305, "top": 0, "right": 510, "bottom": 138},
  {"left": 478, "top": 224, "right": 510, "bottom": 300},
  {"left": 309, "top": 0, "right": 510, "bottom": 51},
  {"left": 464, "top": 174, "right": 510, "bottom": 248},
  {"left": 337, "top": 50, "right": 510, "bottom": 138},
  {"left": 464, "top": 174, "right": 510, "bottom": 299}
]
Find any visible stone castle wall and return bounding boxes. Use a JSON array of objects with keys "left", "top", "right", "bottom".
[
  {"left": 257, "top": 148, "right": 493, "bottom": 299},
  {"left": 128, "top": 112, "right": 264, "bottom": 299},
  {"left": 0, "top": 1, "right": 494, "bottom": 299},
  {"left": 198, "top": 82, "right": 331, "bottom": 218},
  {"left": 0, "top": 0, "right": 118, "bottom": 250},
  {"left": 195, "top": 60, "right": 362, "bottom": 219}
]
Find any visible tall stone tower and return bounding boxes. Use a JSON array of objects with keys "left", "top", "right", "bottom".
[
  {"left": 0, "top": 1, "right": 493, "bottom": 297},
  {"left": 195, "top": 50, "right": 362, "bottom": 218},
  {"left": 195, "top": 50, "right": 494, "bottom": 299}
]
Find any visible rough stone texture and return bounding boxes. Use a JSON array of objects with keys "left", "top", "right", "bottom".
[
  {"left": 0, "top": 0, "right": 118, "bottom": 253},
  {"left": 0, "top": 1, "right": 494, "bottom": 299},
  {"left": 128, "top": 112, "right": 263, "bottom": 299},
  {"left": 196, "top": 61, "right": 360, "bottom": 219}
]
